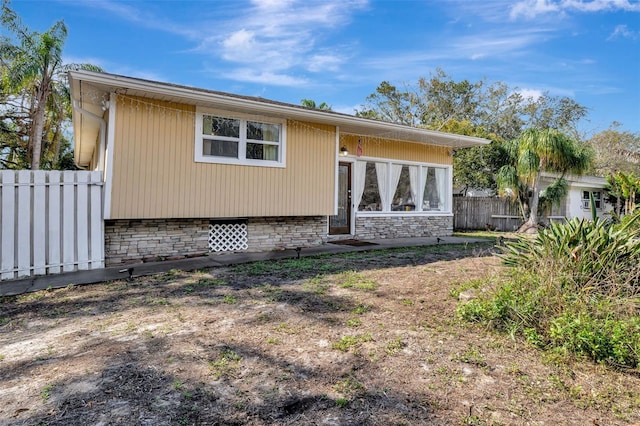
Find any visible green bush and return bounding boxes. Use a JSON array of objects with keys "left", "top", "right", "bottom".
[{"left": 459, "top": 210, "right": 640, "bottom": 369}]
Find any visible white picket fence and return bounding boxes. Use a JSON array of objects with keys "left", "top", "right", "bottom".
[{"left": 0, "top": 170, "right": 104, "bottom": 280}]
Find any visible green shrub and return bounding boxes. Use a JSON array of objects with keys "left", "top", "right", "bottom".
[{"left": 459, "top": 211, "right": 640, "bottom": 369}]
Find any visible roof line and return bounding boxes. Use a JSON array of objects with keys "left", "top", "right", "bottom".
[{"left": 68, "top": 70, "right": 490, "bottom": 147}]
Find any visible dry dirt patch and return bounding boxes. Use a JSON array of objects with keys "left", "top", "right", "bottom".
[{"left": 1, "top": 243, "right": 638, "bottom": 425}]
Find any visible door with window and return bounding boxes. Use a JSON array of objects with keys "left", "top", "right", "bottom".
[{"left": 329, "top": 162, "right": 351, "bottom": 234}]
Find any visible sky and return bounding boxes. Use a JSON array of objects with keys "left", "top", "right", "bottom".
[{"left": 7, "top": 0, "right": 640, "bottom": 137}]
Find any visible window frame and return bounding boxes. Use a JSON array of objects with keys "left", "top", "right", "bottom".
[
  {"left": 581, "top": 190, "right": 602, "bottom": 210},
  {"left": 195, "top": 107, "right": 286, "bottom": 168},
  {"left": 353, "top": 157, "right": 452, "bottom": 216}
]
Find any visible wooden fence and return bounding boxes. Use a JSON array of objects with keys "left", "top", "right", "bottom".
[
  {"left": 0, "top": 170, "right": 104, "bottom": 280},
  {"left": 453, "top": 196, "right": 523, "bottom": 231}
]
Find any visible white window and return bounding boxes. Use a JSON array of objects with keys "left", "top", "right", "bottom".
[
  {"left": 355, "top": 160, "right": 450, "bottom": 213},
  {"left": 195, "top": 108, "right": 286, "bottom": 167},
  {"left": 582, "top": 190, "right": 602, "bottom": 210}
]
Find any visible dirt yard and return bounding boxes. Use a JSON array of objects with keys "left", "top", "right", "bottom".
[{"left": 1, "top": 242, "right": 639, "bottom": 425}]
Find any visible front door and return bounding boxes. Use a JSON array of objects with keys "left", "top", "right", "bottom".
[{"left": 329, "top": 162, "right": 351, "bottom": 235}]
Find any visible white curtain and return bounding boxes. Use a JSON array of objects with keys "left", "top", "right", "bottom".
[
  {"left": 354, "top": 161, "right": 367, "bottom": 210},
  {"left": 409, "top": 166, "right": 419, "bottom": 206},
  {"left": 375, "top": 163, "right": 388, "bottom": 210},
  {"left": 420, "top": 167, "right": 429, "bottom": 210},
  {"left": 390, "top": 164, "right": 403, "bottom": 207},
  {"left": 435, "top": 167, "right": 446, "bottom": 211}
]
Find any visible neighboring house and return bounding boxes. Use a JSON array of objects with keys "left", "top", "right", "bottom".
[
  {"left": 68, "top": 70, "right": 489, "bottom": 265},
  {"left": 453, "top": 173, "right": 612, "bottom": 231},
  {"left": 538, "top": 173, "right": 613, "bottom": 221}
]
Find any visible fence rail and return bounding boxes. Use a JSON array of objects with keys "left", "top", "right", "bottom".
[{"left": 1, "top": 170, "right": 104, "bottom": 280}]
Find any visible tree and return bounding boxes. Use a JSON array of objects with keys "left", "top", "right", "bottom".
[
  {"left": 355, "top": 70, "right": 590, "bottom": 194},
  {"left": 497, "top": 128, "right": 593, "bottom": 231},
  {"left": 606, "top": 172, "right": 640, "bottom": 216},
  {"left": 355, "top": 81, "right": 421, "bottom": 126},
  {"left": 0, "top": 0, "right": 100, "bottom": 169},
  {"left": 587, "top": 122, "right": 640, "bottom": 176},
  {"left": 300, "top": 99, "right": 332, "bottom": 111}
]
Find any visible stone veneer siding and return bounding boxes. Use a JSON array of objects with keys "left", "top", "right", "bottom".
[
  {"left": 355, "top": 215, "right": 453, "bottom": 240},
  {"left": 105, "top": 219, "right": 210, "bottom": 265},
  {"left": 247, "top": 216, "right": 327, "bottom": 251},
  {"left": 104, "top": 216, "right": 327, "bottom": 266}
]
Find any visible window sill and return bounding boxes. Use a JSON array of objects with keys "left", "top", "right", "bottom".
[
  {"left": 194, "top": 155, "right": 286, "bottom": 168},
  {"left": 356, "top": 211, "right": 453, "bottom": 217}
]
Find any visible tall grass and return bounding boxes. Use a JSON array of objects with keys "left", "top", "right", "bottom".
[{"left": 459, "top": 209, "right": 640, "bottom": 369}]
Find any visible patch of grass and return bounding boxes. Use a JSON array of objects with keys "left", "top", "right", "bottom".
[
  {"left": 302, "top": 275, "right": 331, "bottom": 295},
  {"left": 266, "top": 337, "right": 280, "bottom": 344},
  {"left": 233, "top": 256, "right": 339, "bottom": 278},
  {"left": 208, "top": 349, "right": 242, "bottom": 379},
  {"left": 333, "top": 377, "right": 365, "bottom": 395},
  {"left": 338, "top": 271, "right": 377, "bottom": 291},
  {"left": 346, "top": 318, "right": 361, "bottom": 327},
  {"left": 449, "top": 278, "right": 486, "bottom": 299},
  {"left": 222, "top": 294, "right": 238, "bottom": 304},
  {"left": 145, "top": 297, "right": 170, "bottom": 306},
  {"left": 453, "top": 348, "right": 487, "bottom": 367},
  {"left": 335, "top": 397, "right": 349, "bottom": 408},
  {"left": 332, "top": 334, "right": 372, "bottom": 352},
  {"left": 257, "top": 284, "right": 284, "bottom": 302},
  {"left": 351, "top": 303, "right": 371, "bottom": 315},
  {"left": 400, "top": 298, "right": 414, "bottom": 306},
  {"left": 274, "top": 322, "right": 297, "bottom": 334},
  {"left": 196, "top": 278, "right": 227, "bottom": 286},
  {"left": 41, "top": 384, "right": 53, "bottom": 401},
  {"left": 173, "top": 379, "right": 184, "bottom": 390},
  {"left": 385, "top": 337, "right": 405, "bottom": 355}
]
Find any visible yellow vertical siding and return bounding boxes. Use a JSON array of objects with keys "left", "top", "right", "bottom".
[
  {"left": 340, "top": 134, "right": 452, "bottom": 165},
  {"left": 109, "top": 96, "right": 336, "bottom": 219}
]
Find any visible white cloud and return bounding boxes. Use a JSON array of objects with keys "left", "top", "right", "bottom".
[
  {"left": 510, "top": 0, "right": 640, "bottom": 20},
  {"left": 307, "top": 54, "right": 343, "bottom": 73},
  {"left": 516, "top": 88, "right": 544, "bottom": 100},
  {"left": 68, "top": 0, "right": 368, "bottom": 87},
  {"left": 221, "top": 68, "right": 309, "bottom": 87},
  {"left": 608, "top": 24, "right": 639, "bottom": 40}
]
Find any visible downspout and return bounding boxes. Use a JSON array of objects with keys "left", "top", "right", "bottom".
[{"left": 72, "top": 99, "right": 107, "bottom": 172}]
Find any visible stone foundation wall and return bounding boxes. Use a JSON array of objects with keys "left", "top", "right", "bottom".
[
  {"left": 105, "top": 216, "right": 328, "bottom": 266},
  {"left": 355, "top": 215, "right": 453, "bottom": 240},
  {"left": 105, "top": 219, "right": 210, "bottom": 265},
  {"left": 247, "top": 216, "right": 327, "bottom": 251}
]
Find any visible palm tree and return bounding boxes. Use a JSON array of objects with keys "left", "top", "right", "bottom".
[
  {"left": 1, "top": 1, "right": 100, "bottom": 169},
  {"left": 300, "top": 99, "right": 332, "bottom": 111},
  {"left": 497, "top": 128, "right": 593, "bottom": 232}
]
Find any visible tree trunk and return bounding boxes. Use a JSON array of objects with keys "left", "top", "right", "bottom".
[
  {"left": 518, "top": 175, "right": 540, "bottom": 233},
  {"left": 30, "top": 82, "right": 49, "bottom": 170}
]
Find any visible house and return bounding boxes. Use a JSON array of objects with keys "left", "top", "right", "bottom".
[
  {"left": 538, "top": 172, "right": 613, "bottom": 221},
  {"left": 68, "top": 70, "right": 490, "bottom": 265},
  {"left": 453, "top": 173, "right": 613, "bottom": 232}
]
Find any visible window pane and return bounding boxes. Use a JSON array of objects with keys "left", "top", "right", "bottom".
[
  {"left": 203, "top": 115, "right": 240, "bottom": 138},
  {"left": 246, "top": 143, "right": 278, "bottom": 161},
  {"left": 203, "top": 139, "right": 238, "bottom": 158},
  {"left": 358, "top": 162, "right": 382, "bottom": 211},
  {"left": 247, "top": 121, "right": 280, "bottom": 142},
  {"left": 392, "top": 166, "right": 415, "bottom": 211},
  {"left": 423, "top": 167, "right": 445, "bottom": 211}
]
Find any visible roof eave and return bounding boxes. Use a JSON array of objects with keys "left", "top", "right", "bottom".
[{"left": 68, "top": 70, "right": 491, "bottom": 166}]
